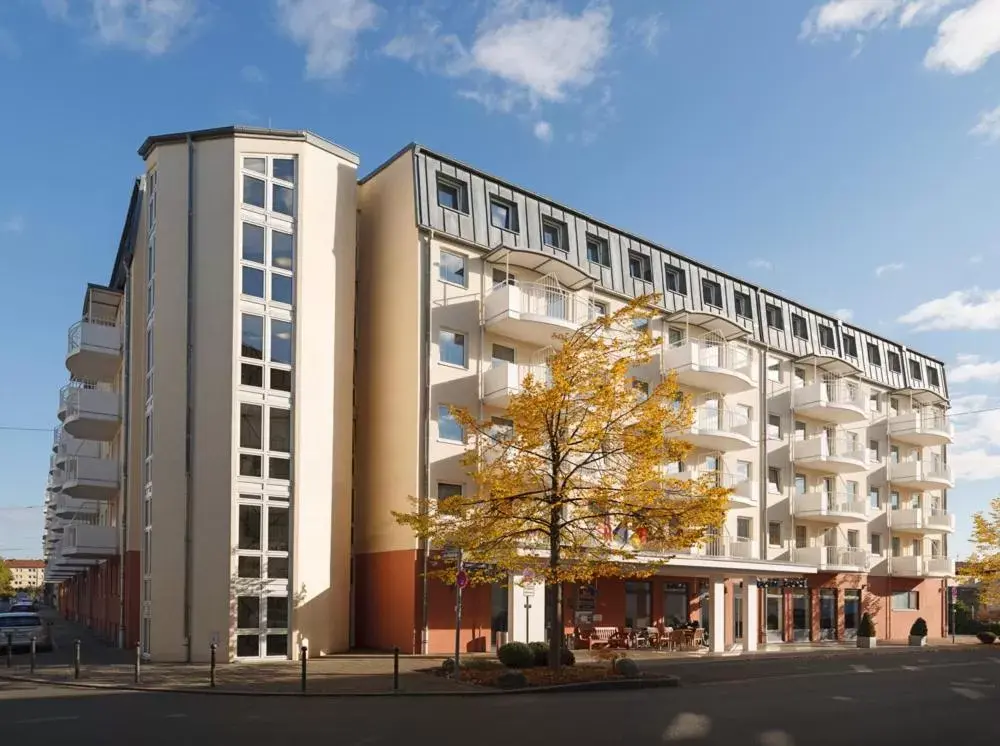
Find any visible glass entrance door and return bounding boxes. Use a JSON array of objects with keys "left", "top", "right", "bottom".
[
  {"left": 819, "top": 589, "right": 836, "bottom": 640},
  {"left": 663, "top": 583, "right": 689, "bottom": 627},
  {"left": 844, "top": 590, "right": 861, "bottom": 640},
  {"left": 733, "top": 584, "right": 743, "bottom": 641},
  {"left": 766, "top": 590, "right": 783, "bottom": 643},
  {"left": 791, "top": 591, "right": 810, "bottom": 642}
]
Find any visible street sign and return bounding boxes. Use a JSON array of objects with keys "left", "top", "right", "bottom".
[
  {"left": 522, "top": 568, "right": 535, "bottom": 585},
  {"left": 456, "top": 570, "right": 469, "bottom": 589},
  {"left": 951, "top": 586, "right": 958, "bottom": 602}
]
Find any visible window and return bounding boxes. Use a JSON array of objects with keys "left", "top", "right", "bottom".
[
  {"left": 268, "top": 408, "right": 291, "bottom": 452},
  {"left": 592, "top": 301, "right": 608, "bottom": 317},
  {"left": 847, "top": 530, "right": 859, "bottom": 549},
  {"left": 238, "top": 504, "right": 262, "bottom": 550},
  {"left": 794, "top": 474, "right": 806, "bottom": 494},
  {"left": 492, "top": 268, "right": 514, "bottom": 287},
  {"left": 794, "top": 421, "right": 806, "bottom": 441},
  {"left": 867, "top": 343, "right": 881, "bottom": 366},
  {"left": 791, "top": 314, "right": 808, "bottom": 340},
  {"left": 842, "top": 334, "right": 858, "bottom": 358},
  {"left": 586, "top": 236, "right": 610, "bottom": 267},
  {"left": 766, "top": 356, "right": 782, "bottom": 383},
  {"left": 241, "top": 313, "right": 265, "bottom": 360},
  {"left": 909, "top": 359, "right": 922, "bottom": 381},
  {"left": 795, "top": 525, "right": 807, "bottom": 549},
  {"left": 733, "top": 290, "right": 752, "bottom": 318},
  {"left": 438, "top": 405, "right": 464, "bottom": 443},
  {"left": 439, "top": 250, "right": 466, "bottom": 287},
  {"left": 767, "top": 413, "right": 782, "bottom": 439},
  {"left": 869, "top": 393, "right": 881, "bottom": 414},
  {"left": 768, "top": 521, "right": 782, "bottom": 547},
  {"left": 887, "top": 351, "right": 902, "bottom": 373},
  {"left": 436, "top": 483, "right": 463, "bottom": 513},
  {"left": 633, "top": 380, "right": 650, "bottom": 401},
  {"left": 736, "top": 517, "right": 752, "bottom": 540},
  {"left": 242, "top": 155, "right": 295, "bottom": 216},
  {"left": 628, "top": 252, "right": 653, "bottom": 282},
  {"left": 489, "top": 197, "right": 518, "bottom": 231},
  {"left": 242, "top": 222, "right": 266, "bottom": 263},
  {"left": 664, "top": 264, "right": 687, "bottom": 294},
  {"left": 765, "top": 303, "right": 784, "bottom": 330},
  {"left": 240, "top": 403, "right": 263, "bottom": 449},
  {"left": 891, "top": 591, "right": 919, "bottom": 611},
  {"left": 869, "top": 440, "right": 880, "bottom": 462},
  {"left": 270, "top": 320, "right": 293, "bottom": 365},
  {"left": 870, "top": 533, "right": 882, "bottom": 555},
  {"left": 927, "top": 366, "right": 940, "bottom": 387},
  {"left": 492, "top": 344, "right": 515, "bottom": 365},
  {"left": 632, "top": 317, "right": 649, "bottom": 332},
  {"left": 268, "top": 506, "right": 289, "bottom": 551},
  {"left": 767, "top": 467, "right": 781, "bottom": 494},
  {"left": 818, "top": 324, "right": 835, "bottom": 350},
  {"left": 701, "top": 279, "right": 723, "bottom": 308},
  {"left": 542, "top": 218, "right": 565, "bottom": 250},
  {"left": 439, "top": 330, "right": 466, "bottom": 367},
  {"left": 436, "top": 175, "right": 468, "bottom": 213},
  {"left": 243, "top": 174, "right": 265, "bottom": 209}
]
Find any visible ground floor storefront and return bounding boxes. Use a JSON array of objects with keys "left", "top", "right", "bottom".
[{"left": 55, "top": 551, "right": 141, "bottom": 648}]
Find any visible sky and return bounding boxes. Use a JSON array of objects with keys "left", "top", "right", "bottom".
[{"left": 0, "top": 0, "right": 999, "bottom": 562}]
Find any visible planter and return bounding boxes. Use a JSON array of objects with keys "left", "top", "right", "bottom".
[
  {"left": 857, "top": 636, "right": 876, "bottom": 649},
  {"left": 908, "top": 635, "right": 927, "bottom": 647}
]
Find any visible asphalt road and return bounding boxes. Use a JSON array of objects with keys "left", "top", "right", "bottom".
[{"left": 2, "top": 648, "right": 999, "bottom": 745}]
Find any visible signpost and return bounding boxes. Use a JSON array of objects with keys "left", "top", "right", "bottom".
[
  {"left": 522, "top": 569, "right": 536, "bottom": 644},
  {"left": 950, "top": 585, "right": 958, "bottom": 643},
  {"left": 453, "top": 551, "right": 465, "bottom": 678}
]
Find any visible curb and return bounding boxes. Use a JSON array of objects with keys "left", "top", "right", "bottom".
[{"left": 0, "top": 672, "right": 680, "bottom": 698}]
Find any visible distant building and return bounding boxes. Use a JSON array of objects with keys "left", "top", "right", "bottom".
[{"left": 5, "top": 560, "right": 46, "bottom": 590}]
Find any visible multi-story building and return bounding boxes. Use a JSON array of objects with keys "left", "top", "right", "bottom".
[
  {"left": 4, "top": 559, "right": 46, "bottom": 590},
  {"left": 43, "top": 126, "right": 956, "bottom": 660}
]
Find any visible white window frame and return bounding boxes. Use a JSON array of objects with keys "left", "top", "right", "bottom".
[{"left": 438, "top": 328, "right": 468, "bottom": 369}]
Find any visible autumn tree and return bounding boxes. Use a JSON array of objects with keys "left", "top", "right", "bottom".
[
  {"left": 961, "top": 496, "right": 1000, "bottom": 606},
  {"left": 395, "top": 294, "right": 731, "bottom": 669},
  {"left": 0, "top": 558, "right": 12, "bottom": 597}
]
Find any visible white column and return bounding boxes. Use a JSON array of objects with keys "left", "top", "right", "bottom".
[
  {"left": 708, "top": 578, "right": 726, "bottom": 653},
  {"left": 508, "top": 575, "right": 546, "bottom": 645},
  {"left": 742, "top": 579, "right": 759, "bottom": 652}
]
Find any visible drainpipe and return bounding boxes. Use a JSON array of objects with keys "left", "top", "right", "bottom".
[
  {"left": 418, "top": 229, "right": 433, "bottom": 654},
  {"left": 118, "top": 260, "right": 132, "bottom": 649},
  {"left": 182, "top": 134, "right": 196, "bottom": 662}
]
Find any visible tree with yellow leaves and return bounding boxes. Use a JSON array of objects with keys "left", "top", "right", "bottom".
[
  {"left": 394, "top": 294, "right": 731, "bottom": 669},
  {"left": 961, "top": 496, "right": 1000, "bottom": 607}
]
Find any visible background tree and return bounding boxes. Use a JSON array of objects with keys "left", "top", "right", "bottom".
[
  {"left": 0, "top": 558, "right": 12, "bottom": 597},
  {"left": 395, "top": 295, "right": 730, "bottom": 669},
  {"left": 961, "top": 496, "right": 1000, "bottom": 606}
]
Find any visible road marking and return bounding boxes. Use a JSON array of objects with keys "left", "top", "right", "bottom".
[
  {"left": 901, "top": 665, "right": 920, "bottom": 671},
  {"left": 692, "top": 660, "right": 990, "bottom": 688},
  {"left": 663, "top": 713, "right": 712, "bottom": 741},
  {"left": 759, "top": 731, "right": 796, "bottom": 746},
  {"left": 952, "top": 687, "right": 987, "bottom": 701},
  {"left": 851, "top": 664, "right": 873, "bottom": 673},
  {"left": 831, "top": 695, "right": 853, "bottom": 701},
  {"left": 14, "top": 716, "right": 80, "bottom": 725}
]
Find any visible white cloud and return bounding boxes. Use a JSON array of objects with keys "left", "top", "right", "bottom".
[
  {"left": 801, "top": 0, "right": 903, "bottom": 38},
  {"left": 748, "top": 258, "right": 773, "bottom": 271},
  {"left": 969, "top": 253, "right": 985, "bottom": 263},
  {"left": 43, "top": 0, "right": 199, "bottom": 54},
  {"left": 241, "top": 64, "right": 266, "bottom": 83},
  {"left": 277, "top": 0, "right": 383, "bottom": 79},
  {"left": 533, "top": 120, "right": 553, "bottom": 142},
  {"left": 924, "top": 0, "right": 1000, "bottom": 74},
  {"left": 950, "top": 358, "right": 1000, "bottom": 382},
  {"left": 957, "top": 353, "right": 982, "bottom": 364},
  {"left": 625, "top": 12, "right": 663, "bottom": 53},
  {"left": 948, "top": 393, "right": 1000, "bottom": 481},
  {"left": 970, "top": 104, "right": 1000, "bottom": 141},
  {"left": 833, "top": 308, "right": 855, "bottom": 321},
  {"left": 1, "top": 215, "right": 24, "bottom": 233},
  {"left": 874, "top": 261, "right": 905, "bottom": 277},
  {"left": 900, "top": 0, "right": 960, "bottom": 26},
  {"left": 898, "top": 287, "right": 1000, "bottom": 330}
]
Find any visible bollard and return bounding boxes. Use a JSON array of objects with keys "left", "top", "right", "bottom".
[
  {"left": 30, "top": 637, "right": 37, "bottom": 674},
  {"left": 300, "top": 643, "right": 308, "bottom": 693},
  {"left": 134, "top": 641, "right": 141, "bottom": 684},
  {"left": 73, "top": 639, "right": 81, "bottom": 680},
  {"left": 5, "top": 633, "right": 11, "bottom": 669},
  {"left": 393, "top": 646, "right": 400, "bottom": 691},
  {"left": 210, "top": 642, "right": 217, "bottom": 688}
]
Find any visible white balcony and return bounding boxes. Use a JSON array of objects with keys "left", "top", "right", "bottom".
[
  {"left": 58, "top": 382, "right": 120, "bottom": 441},
  {"left": 66, "top": 317, "right": 122, "bottom": 382},
  {"left": 674, "top": 469, "right": 757, "bottom": 509},
  {"left": 60, "top": 456, "right": 119, "bottom": 501},
  {"left": 484, "top": 281, "right": 596, "bottom": 347},
  {"left": 482, "top": 362, "right": 549, "bottom": 408},
  {"left": 890, "top": 507, "right": 955, "bottom": 534},
  {"left": 793, "top": 491, "right": 869, "bottom": 523},
  {"left": 889, "top": 410, "right": 954, "bottom": 447},
  {"left": 891, "top": 460, "right": 955, "bottom": 490},
  {"left": 891, "top": 555, "right": 955, "bottom": 578},
  {"left": 794, "top": 545, "right": 869, "bottom": 571},
  {"left": 61, "top": 524, "right": 119, "bottom": 560},
  {"left": 53, "top": 430, "right": 103, "bottom": 469},
  {"left": 690, "top": 532, "right": 758, "bottom": 560},
  {"left": 53, "top": 494, "right": 101, "bottom": 520},
  {"left": 792, "top": 435, "right": 867, "bottom": 474},
  {"left": 792, "top": 379, "right": 868, "bottom": 424},
  {"left": 662, "top": 336, "right": 755, "bottom": 394},
  {"left": 680, "top": 406, "right": 754, "bottom": 451}
]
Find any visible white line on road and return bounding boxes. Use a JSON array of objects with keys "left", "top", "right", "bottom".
[
  {"left": 951, "top": 687, "right": 987, "bottom": 701},
  {"left": 831, "top": 695, "right": 853, "bottom": 701},
  {"left": 663, "top": 713, "right": 712, "bottom": 741},
  {"left": 14, "top": 716, "right": 80, "bottom": 725},
  {"left": 851, "top": 664, "right": 873, "bottom": 673},
  {"left": 758, "top": 731, "right": 796, "bottom": 746},
  {"left": 692, "top": 660, "right": 990, "bottom": 688},
  {"left": 901, "top": 665, "right": 920, "bottom": 671}
]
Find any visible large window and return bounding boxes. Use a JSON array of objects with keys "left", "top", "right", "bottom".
[
  {"left": 242, "top": 156, "right": 295, "bottom": 217},
  {"left": 438, "top": 404, "right": 464, "bottom": 443},
  {"left": 240, "top": 314, "right": 293, "bottom": 393},
  {"left": 240, "top": 221, "right": 294, "bottom": 306},
  {"left": 891, "top": 591, "right": 919, "bottom": 610}
]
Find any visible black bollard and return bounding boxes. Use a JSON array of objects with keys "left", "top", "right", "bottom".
[
  {"left": 73, "top": 639, "right": 81, "bottom": 680},
  {"left": 210, "top": 642, "right": 217, "bottom": 688},
  {"left": 134, "top": 641, "right": 141, "bottom": 684},
  {"left": 393, "top": 646, "right": 400, "bottom": 691},
  {"left": 300, "top": 644, "right": 308, "bottom": 693},
  {"left": 5, "top": 633, "right": 11, "bottom": 668},
  {"left": 30, "top": 637, "right": 36, "bottom": 674}
]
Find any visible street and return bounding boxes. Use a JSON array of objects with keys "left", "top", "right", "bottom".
[{"left": 2, "top": 647, "right": 999, "bottom": 745}]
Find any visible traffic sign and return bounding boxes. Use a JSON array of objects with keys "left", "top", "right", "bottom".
[
  {"left": 951, "top": 586, "right": 958, "bottom": 602},
  {"left": 522, "top": 568, "right": 535, "bottom": 584},
  {"left": 456, "top": 570, "right": 469, "bottom": 589}
]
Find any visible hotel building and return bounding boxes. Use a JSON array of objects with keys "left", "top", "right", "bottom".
[{"left": 44, "top": 127, "right": 955, "bottom": 660}]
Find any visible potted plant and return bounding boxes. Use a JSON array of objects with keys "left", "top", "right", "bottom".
[
  {"left": 908, "top": 618, "right": 928, "bottom": 647},
  {"left": 857, "top": 612, "right": 877, "bottom": 648}
]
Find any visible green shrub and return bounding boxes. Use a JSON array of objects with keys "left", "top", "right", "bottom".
[
  {"left": 858, "top": 612, "right": 876, "bottom": 638},
  {"left": 526, "top": 641, "right": 576, "bottom": 667},
  {"left": 909, "top": 618, "right": 928, "bottom": 637},
  {"left": 497, "top": 642, "right": 535, "bottom": 668},
  {"left": 977, "top": 631, "right": 997, "bottom": 645}
]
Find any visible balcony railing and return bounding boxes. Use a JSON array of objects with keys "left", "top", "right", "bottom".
[
  {"left": 888, "top": 408, "right": 953, "bottom": 445},
  {"left": 890, "top": 506, "right": 955, "bottom": 533},
  {"left": 891, "top": 555, "right": 955, "bottom": 577},
  {"left": 58, "top": 380, "right": 120, "bottom": 441},
  {"left": 482, "top": 362, "right": 550, "bottom": 406},
  {"left": 794, "top": 491, "right": 869, "bottom": 521},
  {"left": 891, "top": 460, "right": 955, "bottom": 489},
  {"left": 793, "top": 435, "right": 867, "bottom": 472},
  {"left": 691, "top": 531, "right": 757, "bottom": 560},
  {"left": 792, "top": 378, "right": 868, "bottom": 423},
  {"left": 66, "top": 316, "right": 122, "bottom": 382},
  {"left": 662, "top": 335, "right": 755, "bottom": 393},
  {"left": 484, "top": 281, "right": 596, "bottom": 345},
  {"left": 794, "top": 545, "right": 868, "bottom": 569}
]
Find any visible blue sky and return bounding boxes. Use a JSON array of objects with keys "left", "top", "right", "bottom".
[{"left": 1, "top": 0, "right": 999, "bottom": 561}]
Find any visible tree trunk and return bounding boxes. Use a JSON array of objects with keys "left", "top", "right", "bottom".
[{"left": 547, "top": 515, "right": 562, "bottom": 672}]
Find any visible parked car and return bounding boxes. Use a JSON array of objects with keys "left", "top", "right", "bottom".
[{"left": 0, "top": 612, "right": 54, "bottom": 652}]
